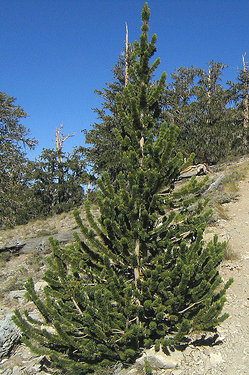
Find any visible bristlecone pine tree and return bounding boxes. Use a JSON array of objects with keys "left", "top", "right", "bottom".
[
  {"left": 0, "top": 91, "right": 37, "bottom": 227},
  {"left": 13, "top": 3, "right": 232, "bottom": 374}
]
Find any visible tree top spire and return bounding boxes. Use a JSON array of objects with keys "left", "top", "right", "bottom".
[{"left": 141, "top": 2, "right": 150, "bottom": 34}]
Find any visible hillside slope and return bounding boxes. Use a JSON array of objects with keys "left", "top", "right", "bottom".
[
  {"left": 176, "top": 166, "right": 249, "bottom": 374},
  {"left": 0, "top": 157, "right": 249, "bottom": 374}
]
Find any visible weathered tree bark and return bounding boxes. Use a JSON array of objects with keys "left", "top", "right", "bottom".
[
  {"left": 55, "top": 124, "right": 76, "bottom": 204},
  {"left": 134, "top": 239, "right": 140, "bottom": 288},
  {"left": 125, "top": 23, "right": 129, "bottom": 87},
  {"left": 55, "top": 124, "right": 75, "bottom": 163},
  {"left": 206, "top": 65, "right": 211, "bottom": 126},
  {"left": 242, "top": 54, "right": 249, "bottom": 146},
  {"left": 203, "top": 174, "right": 226, "bottom": 194}
]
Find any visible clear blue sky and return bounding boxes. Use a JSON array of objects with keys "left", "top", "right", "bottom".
[{"left": 1, "top": 0, "right": 249, "bottom": 159}]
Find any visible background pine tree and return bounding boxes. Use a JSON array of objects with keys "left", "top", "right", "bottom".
[
  {"left": 189, "top": 61, "right": 239, "bottom": 163},
  {"left": 162, "top": 62, "right": 243, "bottom": 164},
  {"left": 13, "top": 3, "right": 232, "bottom": 374},
  {"left": 30, "top": 145, "right": 87, "bottom": 217},
  {"left": 228, "top": 55, "right": 249, "bottom": 150},
  {"left": 0, "top": 91, "right": 37, "bottom": 227}
]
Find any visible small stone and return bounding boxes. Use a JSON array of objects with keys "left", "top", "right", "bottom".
[
  {"left": 34, "top": 281, "right": 47, "bottom": 292},
  {"left": 27, "top": 310, "right": 42, "bottom": 322},
  {"left": 136, "top": 349, "right": 178, "bottom": 370},
  {"left": 149, "top": 354, "right": 177, "bottom": 369},
  {"left": 12, "top": 366, "right": 22, "bottom": 375},
  {"left": 8, "top": 290, "right": 26, "bottom": 299},
  {"left": 209, "top": 352, "right": 224, "bottom": 367}
]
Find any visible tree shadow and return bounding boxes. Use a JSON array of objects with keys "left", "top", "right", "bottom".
[{"left": 165, "top": 331, "right": 224, "bottom": 354}]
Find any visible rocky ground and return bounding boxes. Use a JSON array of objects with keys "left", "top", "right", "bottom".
[{"left": 0, "top": 157, "right": 248, "bottom": 374}]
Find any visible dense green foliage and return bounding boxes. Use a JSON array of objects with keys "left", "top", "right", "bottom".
[
  {"left": 30, "top": 146, "right": 87, "bottom": 216},
  {"left": 85, "top": 57, "right": 248, "bottom": 179},
  {"left": 84, "top": 51, "right": 129, "bottom": 178},
  {"left": 0, "top": 93, "right": 88, "bottom": 227},
  {"left": 0, "top": 91, "right": 37, "bottom": 227},
  {"left": 13, "top": 4, "right": 232, "bottom": 374},
  {"left": 164, "top": 62, "right": 244, "bottom": 163}
]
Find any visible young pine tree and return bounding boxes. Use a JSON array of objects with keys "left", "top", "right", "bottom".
[{"left": 13, "top": 4, "right": 232, "bottom": 374}]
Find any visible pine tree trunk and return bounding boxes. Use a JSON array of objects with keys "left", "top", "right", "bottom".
[
  {"left": 134, "top": 239, "right": 140, "bottom": 286},
  {"left": 242, "top": 55, "right": 249, "bottom": 146},
  {"left": 133, "top": 116, "right": 145, "bottom": 320},
  {"left": 125, "top": 23, "right": 129, "bottom": 87}
]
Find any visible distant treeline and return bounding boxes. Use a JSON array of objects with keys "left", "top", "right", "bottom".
[{"left": 1, "top": 55, "right": 249, "bottom": 227}]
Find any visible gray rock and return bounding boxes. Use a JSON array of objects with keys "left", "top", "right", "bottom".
[
  {"left": 136, "top": 348, "right": 180, "bottom": 370},
  {"left": 0, "top": 229, "right": 80, "bottom": 260},
  {"left": 0, "top": 230, "right": 78, "bottom": 257},
  {"left": 0, "top": 240, "right": 25, "bottom": 254},
  {"left": 146, "top": 355, "right": 177, "bottom": 369},
  {"left": 28, "top": 230, "right": 77, "bottom": 253},
  {"left": 8, "top": 290, "right": 26, "bottom": 300},
  {"left": 20, "top": 236, "right": 49, "bottom": 254},
  {"left": 53, "top": 230, "right": 76, "bottom": 244},
  {"left": 0, "top": 313, "right": 21, "bottom": 359}
]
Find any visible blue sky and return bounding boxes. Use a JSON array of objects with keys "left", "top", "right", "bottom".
[{"left": 1, "top": 0, "right": 249, "bottom": 159}]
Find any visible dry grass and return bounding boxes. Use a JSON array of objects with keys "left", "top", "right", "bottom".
[
  {"left": 223, "top": 241, "right": 239, "bottom": 261},
  {"left": 0, "top": 250, "right": 11, "bottom": 264},
  {"left": 212, "top": 202, "right": 230, "bottom": 221},
  {"left": 26, "top": 251, "right": 45, "bottom": 272},
  {"left": 1, "top": 267, "right": 28, "bottom": 293},
  {"left": 0, "top": 205, "right": 86, "bottom": 248},
  {"left": 206, "top": 156, "right": 249, "bottom": 221}
]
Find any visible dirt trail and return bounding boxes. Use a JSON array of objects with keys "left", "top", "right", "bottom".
[
  {"left": 180, "top": 174, "right": 249, "bottom": 374},
  {"left": 215, "top": 176, "right": 249, "bottom": 374}
]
